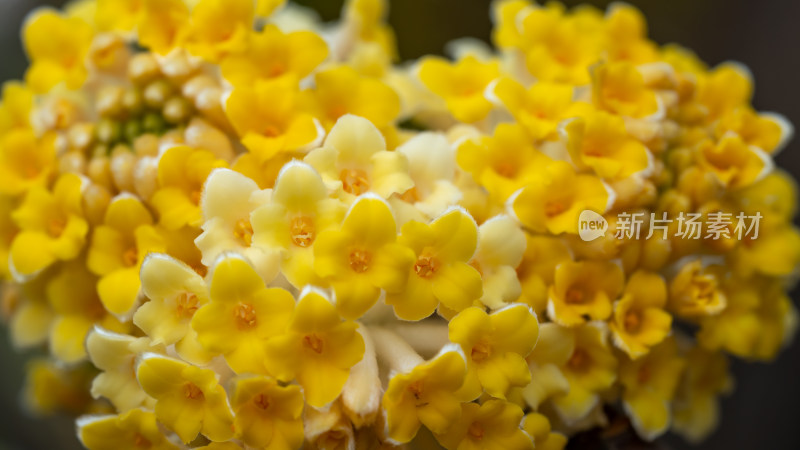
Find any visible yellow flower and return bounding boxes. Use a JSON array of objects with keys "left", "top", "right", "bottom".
[
  {"left": 563, "top": 110, "right": 652, "bottom": 179},
  {"left": 303, "top": 66, "right": 401, "bottom": 131},
  {"left": 77, "top": 408, "right": 180, "bottom": 450},
  {"left": 230, "top": 375, "right": 304, "bottom": 449},
  {"left": 549, "top": 323, "right": 617, "bottom": 423},
  {"left": 226, "top": 79, "right": 323, "bottom": 161},
  {"left": 731, "top": 225, "right": 800, "bottom": 278},
  {"left": 251, "top": 161, "right": 346, "bottom": 288},
  {"left": 672, "top": 347, "right": 733, "bottom": 443},
  {"left": 221, "top": 24, "right": 328, "bottom": 86},
  {"left": 94, "top": 0, "right": 141, "bottom": 32},
  {"left": 517, "top": 4, "right": 602, "bottom": 85},
  {"left": 449, "top": 305, "right": 538, "bottom": 399},
  {"left": 548, "top": 260, "right": 624, "bottom": 326},
  {"left": 265, "top": 289, "right": 365, "bottom": 407},
  {"left": 695, "top": 62, "right": 752, "bottom": 122},
  {"left": 392, "top": 132, "right": 462, "bottom": 219},
  {"left": 23, "top": 358, "right": 94, "bottom": 415},
  {"left": 191, "top": 253, "right": 294, "bottom": 374},
  {"left": 457, "top": 123, "right": 552, "bottom": 203},
  {"left": 609, "top": 270, "right": 672, "bottom": 359},
  {"left": 668, "top": 260, "right": 727, "bottom": 318},
  {"left": 491, "top": 0, "right": 531, "bottom": 49},
  {"left": 87, "top": 195, "right": 165, "bottom": 316},
  {"left": 591, "top": 61, "right": 660, "bottom": 118},
  {"left": 698, "top": 276, "right": 797, "bottom": 361},
  {"left": 510, "top": 160, "right": 613, "bottom": 234},
  {"left": 0, "top": 81, "right": 34, "bottom": 133},
  {"left": 137, "top": 0, "right": 190, "bottom": 56},
  {"left": 386, "top": 208, "right": 482, "bottom": 320},
  {"left": 0, "top": 129, "right": 56, "bottom": 196},
  {"left": 435, "top": 399, "right": 533, "bottom": 450},
  {"left": 314, "top": 195, "right": 414, "bottom": 319},
  {"left": 521, "top": 412, "right": 567, "bottom": 450},
  {"left": 471, "top": 215, "right": 526, "bottom": 309},
  {"left": 381, "top": 346, "right": 468, "bottom": 443},
  {"left": 603, "top": 4, "right": 658, "bottom": 64},
  {"left": 304, "top": 114, "right": 413, "bottom": 200},
  {"left": 134, "top": 253, "right": 209, "bottom": 351},
  {"left": 151, "top": 145, "right": 227, "bottom": 230},
  {"left": 86, "top": 327, "right": 163, "bottom": 412},
  {"left": 184, "top": 0, "right": 254, "bottom": 62},
  {"left": 618, "top": 338, "right": 686, "bottom": 441},
  {"left": 136, "top": 353, "right": 235, "bottom": 443},
  {"left": 9, "top": 173, "right": 88, "bottom": 278},
  {"left": 714, "top": 106, "right": 793, "bottom": 155},
  {"left": 696, "top": 134, "right": 772, "bottom": 190},
  {"left": 516, "top": 234, "right": 572, "bottom": 315},
  {"left": 196, "top": 168, "right": 279, "bottom": 283},
  {"left": 417, "top": 55, "right": 499, "bottom": 123},
  {"left": 489, "top": 78, "right": 590, "bottom": 141},
  {"left": 23, "top": 9, "right": 93, "bottom": 92}
]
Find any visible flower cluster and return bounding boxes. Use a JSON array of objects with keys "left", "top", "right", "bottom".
[{"left": 1, "top": 0, "right": 797, "bottom": 448}]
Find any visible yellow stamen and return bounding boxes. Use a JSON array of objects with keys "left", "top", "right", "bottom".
[
  {"left": 234, "top": 303, "right": 258, "bottom": 329},
  {"left": 303, "top": 334, "right": 324, "bottom": 354},
  {"left": 413, "top": 251, "right": 439, "bottom": 279},
  {"left": 233, "top": 218, "right": 254, "bottom": 246},
  {"left": 175, "top": 292, "right": 199, "bottom": 319},
  {"left": 290, "top": 216, "right": 316, "bottom": 247},
  {"left": 348, "top": 249, "right": 372, "bottom": 273},
  {"left": 253, "top": 393, "right": 270, "bottom": 410},
  {"left": 340, "top": 169, "right": 370, "bottom": 195},
  {"left": 123, "top": 247, "right": 138, "bottom": 267},
  {"left": 471, "top": 341, "right": 492, "bottom": 363},
  {"left": 468, "top": 421, "right": 484, "bottom": 440},
  {"left": 184, "top": 382, "right": 203, "bottom": 400}
]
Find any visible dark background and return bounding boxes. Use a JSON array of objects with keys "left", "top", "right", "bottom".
[{"left": 1, "top": 0, "right": 799, "bottom": 448}]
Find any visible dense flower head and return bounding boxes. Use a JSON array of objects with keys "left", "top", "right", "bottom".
[{"left": 0, "top": 0, "right": 798, "bottom": 448}]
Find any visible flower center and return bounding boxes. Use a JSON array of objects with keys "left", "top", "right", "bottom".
[
  {"left": 624, "top": 310, "right": 641, "bottom": 333},
  {"left": 290, "top": 216, "right": 316, "bottom": 247},
  {"left": 253, "top": 393, "right": 270, "bottom": 410},
  {"left": 184, "top": 382, "right": 203, "bottom": 400},
  {"left": 190, "top": 189, "right": 202, "bottom": 205},
  {"left": 565, "top": 287, "right": 585, "bottom": 304},
  {"left": 233, "top": 218, "right": 254, "bottom": 246},
  {"left": 133, "top": 433, "right": 151, "bottom": 448},
  {"left": 47, "top": 218, "right": 66, "bottom": 237},
  {"left": 303, "top": 334, "right": 324, "bottom": 354},
  {"left": 175, "top": 292, "right": 199, "bottom": 319},
  {"left": 413, "top": 251, "right": 439, "bottom": 279},
  {"left": 408, "top": 380, "right": 424, "bottom": 401},
  {"left": 234, "top": 302, "right": 258, "bottom": 329},
  {"left": 340, "top": 169, "right": 370, "bottom": 195},
  {"left": 348, "top": 248, "right": 372, "bottom": 273},
  {"left": 400, "top": 187, "right": 420, "bottom": 203},
  {"left": 263, "top": 124, "right": 281, "bottom": 138},
  {"left": 567, "top": 349, "right": 590, "bottom": 371},
  {"left": 123, "top": 247, "right": 138, "bottom": 267},
  {"left": 468, "top": 421, "right": 485, "bottom": 440},
  {"left": 494, "top": 162, "right": 516, "bottom": 178},
  {"left": 471, "top": 341, "right": 492, "bottom": 363},
  {"left": 544, "top": 200, "right": 568, "bottom": 217}
]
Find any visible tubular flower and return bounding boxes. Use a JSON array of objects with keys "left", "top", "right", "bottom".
[
  {"left": 77, "top": 408, "right": 180, "bottom": 450},
  {"left": 618, "top": 338, "right": 686, "bottom": 441},
  {"left": 435, "top": 399, "right": 533, "bottom": 450},
  {"left": 191, "top": 253, "right": 294, "bottom": 374},
  {"left": 136, "top": 353, "right": 235, "bottom": 443},
  {"left": 9, "top": 173, "right": 89, "bottom": 278},
  {"left": 376, "top": 335, "right": 468, "bottom": 444},
  {"left": 251, "top": 161, "right": 346, "bottom": 288},
  {"left": 134, "top": 254, "right": 209, "bottom": 355},
  {"left": 0, "top": 129, "right": 56, "bottom": 196},
  {"left": 226, "top": 79, "right": 323, "bottom": 161},
  {"left": 87, "top": 195, "right": 164, "bottom": 317},
  {"left": 417, "top": 55, "right": 500, "bottom": 123},
  {"left": 457, "top": 123, "right": 552, "bottom": 203},
  {"left": 313, "top": 195, "right": 414, "bottom": 320},
  {"left": 229, "top": 375, "right": 304, "bottom": 449},
  {"left": 302, "top": 66, "right": 401, "bottom": 130},
  {"left": 562, "top": 110, "right": 652, "bottom": 179},
  {"left": 522, "top": 413, "right": 567, "bottom": 450},
  {"left": 609, "top": 270, "right": 673, "bottom": 359},
  {"left": 0, "top": 0, "right": 798, "bottom": 448},
  {"left": 304, "top": 114, "right": 413, "bottom": 200},
  {"left": 23, "top": 9, "right": 93, "bottom": 93},
  {"left": 489, "top": 78, "right": 591, "bottom": 141},
  {"left": 548, "top": 260, "right": 624, "bottom": 326},
  {"left": 386, "top": 208, "right": 481, "bottom": 320},
  {"left": 265, "top": 289, "right": 365, "bottom": 407},
  {"left": 510, "top": 160, "right": 613, "bottom": 234},
  {"left": 221, "top": 24, "right": 329, "bottom": 87},
  {"left": 448, "top": 305, "right": 539, "bottom": 399},
  {"left": 151, "top": 145, "right": 227, "bottom": 230}
]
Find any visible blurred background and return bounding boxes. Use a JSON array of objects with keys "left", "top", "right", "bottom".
[{"left": 1, "top": 0, "right": 799, "bottom": 448}]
